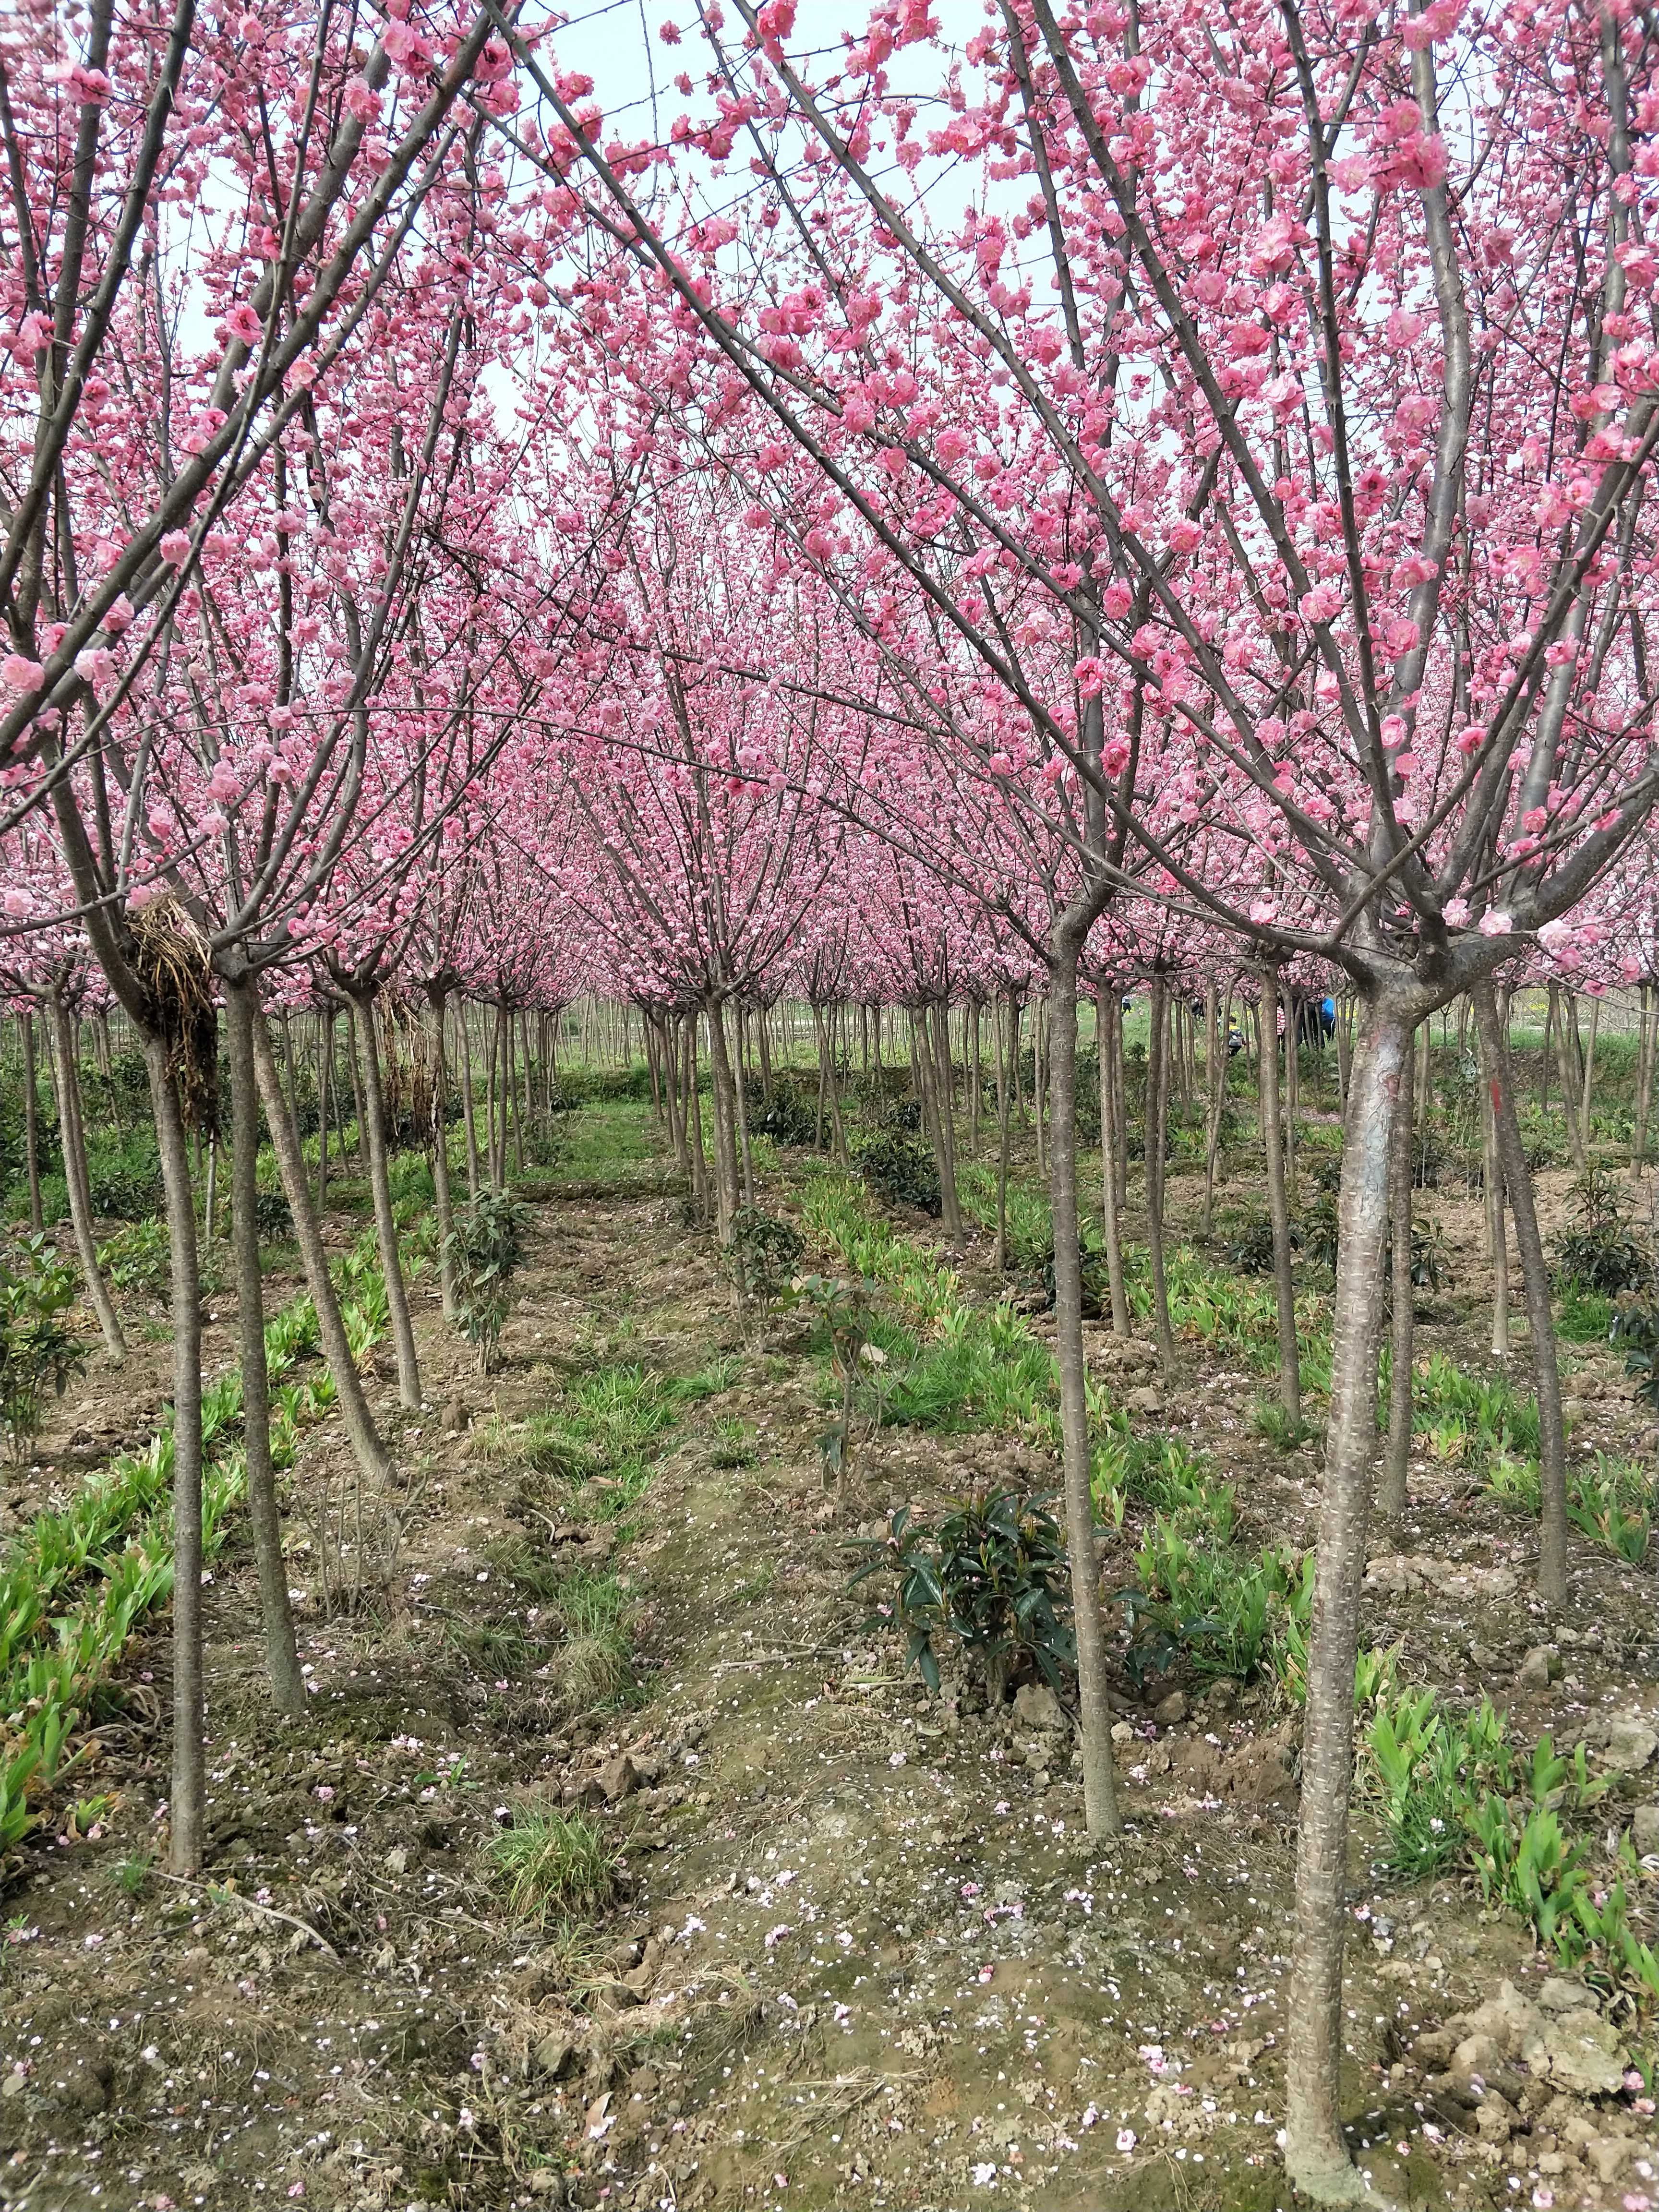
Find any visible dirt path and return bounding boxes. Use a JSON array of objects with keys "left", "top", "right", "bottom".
[{"left": 0, "top": 1130, "right": 1657, "bottom": 2211}]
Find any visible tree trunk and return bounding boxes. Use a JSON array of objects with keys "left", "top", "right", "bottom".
[
  {"left": 1380, "top": 1033, "right": 1416, "bottom": 1519},
  {"left": 349, "top": 990, "right": 421, "bottom": 1409},
  {"left": 146, "top": 1035, "right": 207, "bottom": 1878},
  {"left": 1098, "top": 988, "right": 1130, "bottom": 1336},
  {"left": 252, "top": 1011, "right": 394, "bottom": 1488},
  {"left": 427, "top": 987, "right": 458, "bottom": 1324},
  {"left": 1632, "top": 983, "right": 1654, "bottom": 1181},
  {"left": 1579, "top": 993, "right": 1600, "bottom": 1164},
  {"left": 994, "top": 996, "right": 1012, "bottom": 1271},
  {"left": 686, "top": 1016, "right": 710, "bottom": 1222},
  {"left": 1285, "top": 998, "right": 1410, "bottom": 2201},
  {"left": 705, "top": 999, "right": 742, "bottom": 1242},
  {"left": 1200, "top": 981, "right": 1221, "bottom": 1241},
  {"left": 317, "top": 1010, "right": 333, "bottom": 1212},
  {"left": 733, "top": 1005, "right": 757, "bottom": 1211},
  {"left": 1046, "top": 934, "right": 1122, "bottom": 1838},
  {"left": 47, "top": 994, "right": 127, "bottom": 1360},
  {"left": 21, "top": 1010, "right": 44, "bottom": 1234},
  {"left": 224, "top": 977, "right": 305, "bottom": 1713},
  {"left": 813, "top": 1004, "right": 850, "bottom": 1168},
  {"left": 929, "top": 1002, "right": 963, "bottom": 1238},
  {"left": 459, "top": 1003, "right": 481, "bottom": 1201},
  {"left": 1145, "top": 974, "right": 1175, "bottom": 1371},
  {"left": 1555, "top": 989, "right": 1586, "bottom": 1168},
  {"left": 1473, "top": 982, "right": 1568, "bottom": 1602},
  {"left": 1258, "top": 967, "right": 1300, "bottom": 1427}
]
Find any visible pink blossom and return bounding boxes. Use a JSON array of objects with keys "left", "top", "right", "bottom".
[
  {"left": 160, "top": 530, "right": 192, "bottom": 566},
  {"left": 1, "top": 654, "right": 43, "bottom": 691}
]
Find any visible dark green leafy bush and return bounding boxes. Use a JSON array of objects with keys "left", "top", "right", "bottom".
[
  {"left": 84, "top": 1129, "right": 163, "bottom": 1220},
  {"left": 848, "top": 1489, "right": 1073, "bottom": 1700},
  {"left": 754, "top": 1077, "right": 821, "bottom": 1149},
  {"left": 1554, "top": 1166, "right": 1651, "bottom": 1296},
  {"left": 853, "top": 1130, "right": 940, "bottom": 1215}
]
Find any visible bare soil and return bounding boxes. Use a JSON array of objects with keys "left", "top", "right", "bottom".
[{"left": 1, "top": 1132, "right": 1658, "bottom": 2212}]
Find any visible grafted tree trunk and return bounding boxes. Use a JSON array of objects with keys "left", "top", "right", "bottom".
[
  {"left": 224, "top": 975, "right": 304, "bottom": 1713},
  {"left": 1474, "top": 981, "right": 1568, "bottom": 1602},
  {"left": 146, "top": 1035, "right": 207, "bottom": 1877},
  {"left": 1046, "top": 929, "right": 1121, "bottom": 1838},
  {"left": 46, "top": 993, "right": 126, "bottom": 1361},
  {"left": 1258, "top": 966, "right": 1300, "bottom": 1427},
  {"left": 251, "top": 1011, "right": 395, "bottom": 1489},
  {"left": 1380, "top": 1034, "right": 1416, "bottom": 1519},
  {"left": 1286, "top": 998, "right": 1410, "bottom": 2201}
]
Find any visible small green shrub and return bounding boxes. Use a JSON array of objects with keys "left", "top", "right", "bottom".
[
  {"left": 97, "top": 1217, "right": 170, "bottom": 1295},
  {"left": 1226, "top": 1213, "right": 1288, "bottom": 1276},
  {"left": 852, "top": 1130, "right": 940, "bottom": 1216},
  {"left": 0, "top": 1235, "right": 87, "bottom": 1461},
  {"left": 444, "top": 1187, "right": 533, "bottom": 1372},
  {"left": 254, "top": 1186, "right": 293, "bottom": 1242},
  {"left": 724, "top": 1206, "right": 805, "bottom": 1318},
  {"left": 83, "top": 1129, "right": 163, "bottom": 1220},
  {"left": 755, "top": 1076, "right": 821, "bottom": 1149},
  {"left": 791, "top": 1272, "right": 879, "bottom": 1490},
  {"left": 489, "top": 1806, "right": 617, "bottom": 1924},
  {"left": 1555, "top": 1166, "right": 1651, "bottom": 1295},
  {"left": 848, "top": 1489, "right": 1072, "bottom": 1700}
]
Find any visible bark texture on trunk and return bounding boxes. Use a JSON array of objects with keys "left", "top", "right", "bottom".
[
  {"left": 251, "top": 1011, "right": 394, "bottom": 1487},
  {"left": 1473, "top": 982, "right": 1569, "bottom": 1603},
  {"left": 1046, "top": 939, "right": 1121, "bottom": 1837},
  {"left": 46, "top": 994, "right": 126, "bottom": 1360},
  {"left": 224, "top": 977, "right": 305, "bottom": 1713},
  {"left": 1286, "top": 1000, "right": 1409, "bottom": 2201},
  {"left": 22, "top": 1011, "right": 44, "bottom": 1233},
  {"left": 1380, "top": 1034, "right": 1416, "bottom": 1518},
  {"left": 147, "top": 1036, "right": 207, "bottom": 1877},
  {"left": 1145, "top": 975, "right": 1175, "bottom": 1370},
  {"left": 1258, "top": 968, "right": 1300, "bottom": 1426},
  {"left": 427, "top": 988, "right": 458, "bottom": 1324}
]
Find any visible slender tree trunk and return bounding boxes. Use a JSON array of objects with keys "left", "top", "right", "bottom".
[
  {"left": 970, "top": 1001, "right": 982, "bottom": 1156},
  {"left": 1285, "top": 999, "right": 1411, "bottom": 2201},
  {"left": 1632, "top": 982, "right": 1654, "bottom": 1181},
  {"left": 47, "top": 995, "right": 126, "bottom": 1360},
  {"left": 21, "top": 1010, "right": 44, "bottom": 1234},
  {"left": 224, "top": 977, "right": 304, "bottom": 1713},
  {"left": 427, "top": 987, "right": 458, "bottom": 1324},
  {"left": 686, "top": 1015, "right": 710, "bottom": 1221},
  {"left": 1096, "top": 986, "right": 1130, "bottom": 1335},
  {"left": 146, "top": 1036, "right": 207, "bottom": 1878},
  {"left": 1033, "top": 999, "right": 1047, "bottom": 1178},
  {"left": 1555, "top": 989, "right": 1586, "bottom": 1168},
  {"left": 1542, "top": 982, "right": 1557, "bottom": 1120},
  {"left": 733, "top": 1005, "right": 757, "bottom": 1211},
  {"left": 1200, "top": 981, "right": 1221, "bottom": 1241},
  {"left": 458, "top": 1004, "right": 481, "bottom": 1200},
  {"left": 1145, "top": 974, "right": 1175, "bottom": 1371},
  {"left": 1579, "top": 993, "right": 1600, "bottom": 1163},
  {"left": 1258, "top": 967, "right": 1300, "bottom": 1427},
  {"left": 994, "top": 995, "right": 1012, "bottom": 1271},
  {"left": 1474, "top": 982, "right": 1568, "bottom": 1602},
  {"left": 348, "top": 990, "right": 421, "bottom": 1410},
  {"left": 346, "top": 1001, "right": 367, "bottom": 1167},
  {"left": 1334, "top": 989, "right": 1352, "bottom": 1107},
  {"left": 1380, "top": 1034, "right": 1416, "bottom": 1518},
  {"left": 704, "top": 998, "right": 742, "bottom": 1242},
  {"left": 317, "top": 1010, "right": 333, "bottom": 1213},
  {"left": 813, "top": 1005, "right": 850, "bottom": 1167},
  {"left": 252, "top": 1012, "right": 394, "bottom": 1487},
  {"left": 1047, "top": 932, "right": 1122, "bottom": 1837},
  {"left": 930, "top": 1002, "right": 963, "bottom": 1237}
]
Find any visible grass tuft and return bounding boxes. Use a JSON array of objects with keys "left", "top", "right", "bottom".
[{"left": 489, "top": 1806, "right": 617, "bottom": 1925}]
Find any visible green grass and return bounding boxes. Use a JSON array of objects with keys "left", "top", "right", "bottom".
[
  {"left": 1558, "top": 1284, "right": 1615, "bottom": 1342},
  {"left": 520, "top": 1361, "right": 689, "bottom": 1515},
  {"left": 552, "top": 1565, "right": 635, "bottom": 1704},
  {"left": 488, "top": 1807, "right": 618, "bottom": 1925}
]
